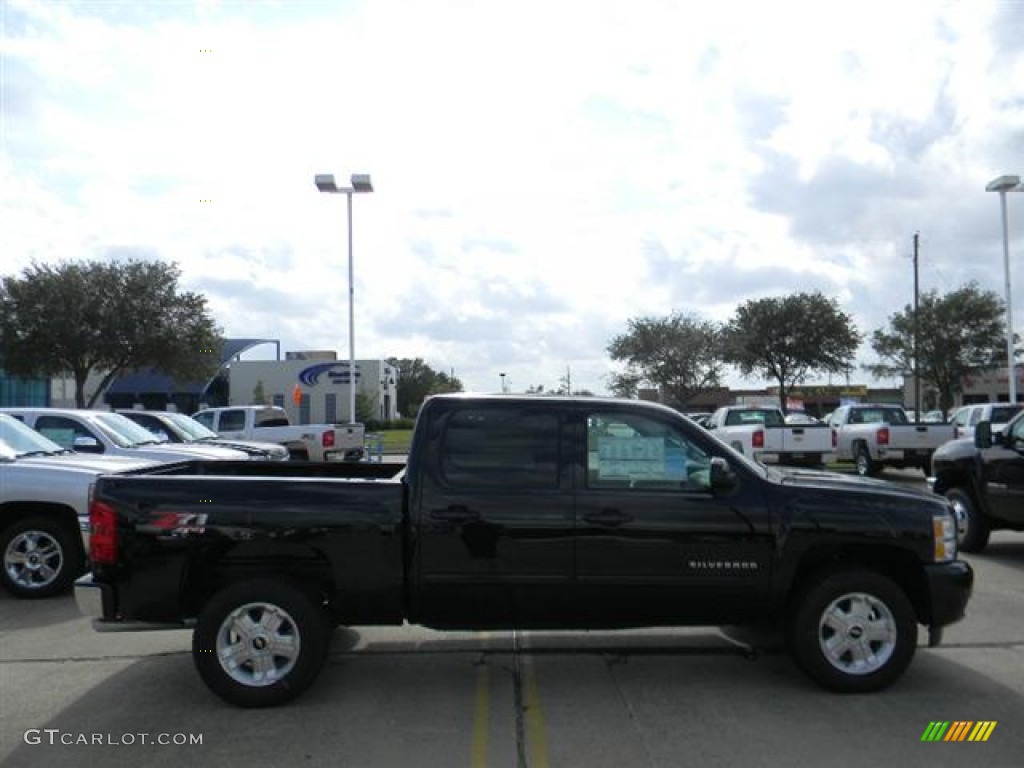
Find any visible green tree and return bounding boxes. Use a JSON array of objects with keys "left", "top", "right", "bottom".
[
  {"left": 387, "top": 357, "right": 463, "bottom": 416},
  {"left": 356, "top": 391, "right": 377, "bottom": 423},
  {"left": 252, "top": 380, "right": 267, "bottom": 405},
  {"left": 724, "top": 292, "right": 861, "bottom": 412},
  {"left": 865, "top": 282, "right": 1012, "bottom": 413},
  {"left": 607, "top": 312, "right": 725, "bottom": 407},
  {"left": 0, "top": 259, "right": 222, "bottom": 407}
]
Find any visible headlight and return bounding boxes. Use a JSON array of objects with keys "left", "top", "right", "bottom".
[{"left": 933, "top": 508, "right": 957, "bottom": 562}]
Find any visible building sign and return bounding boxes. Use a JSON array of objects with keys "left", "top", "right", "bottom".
[{"left": 297, "top": 362, "right": 362, "bottom": 386}]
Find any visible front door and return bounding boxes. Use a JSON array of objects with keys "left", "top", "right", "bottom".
[
  {"left": 573, "top": 407, "right": 774, "bottom": 627},
  {"left": 984, "top": 415, "right": 1024, "bottom": 525}
]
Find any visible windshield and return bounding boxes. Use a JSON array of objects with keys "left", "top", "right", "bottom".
[
  {"left": 91, "top": 412, "right": 167, "bottom": 447},
  {"left": 164, "top": 412, "right": 219, "bottom": 440},
  {"left": 0, "top": 414, "right": 65, "bottom": 458}
]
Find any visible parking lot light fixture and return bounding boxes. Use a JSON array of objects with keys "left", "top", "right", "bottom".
[
  {"left": 315, "top": 172, "right": 374, "bottom": 424},
  {"left": 987, "top": 174, "right": 1022, "bottom": 403}
]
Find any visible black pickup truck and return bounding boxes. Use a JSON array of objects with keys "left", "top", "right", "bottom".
[
  {"left": 76, "top": 395, "right": 972, "bottom": 707},
  {"left": 930, "top": 410, "right": 1024, "bottom": 553}
]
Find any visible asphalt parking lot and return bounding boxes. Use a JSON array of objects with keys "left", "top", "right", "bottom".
[{"left": 1, "top": 468, "right": 1022, "bottom": 768}]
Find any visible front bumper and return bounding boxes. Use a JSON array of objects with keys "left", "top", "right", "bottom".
[{"left": 923, "top": 560, "right": 974, "bottom": 637}]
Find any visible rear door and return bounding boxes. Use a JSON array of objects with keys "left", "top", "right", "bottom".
[
  {"left": 572, "top": 405, "right": 775, "bottom": 626},
  {"left": 411, "top": 402, "right": 576, "bottom": 627}
]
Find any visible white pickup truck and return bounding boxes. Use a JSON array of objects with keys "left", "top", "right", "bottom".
[
  {"left": 826, "top": 403, "right": 956, "bottom": 477},
  {"left": 705, "top": 405, "right": 836, "bottom": 467},
  {"left": 192, "top": 405, "right": 364, "bottom": 462},
  {"left": 0, "top": 414, "right": 158, "bottom": 597}
]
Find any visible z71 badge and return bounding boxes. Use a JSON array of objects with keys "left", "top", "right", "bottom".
[{"left": 142, "top": 512, "right": 209, "bottom": 537}]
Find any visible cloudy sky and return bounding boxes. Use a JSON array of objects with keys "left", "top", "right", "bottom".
[{"left": 3, "top": 0, "right": 1023, "bottom": 395}]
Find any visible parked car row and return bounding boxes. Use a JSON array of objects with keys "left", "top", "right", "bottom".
[{"left": 0, "top": 406, "right": 300, "bottom": 600}]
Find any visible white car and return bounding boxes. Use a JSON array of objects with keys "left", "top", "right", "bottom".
[
  {"left": 0, "top": 408, "right": 252, "bottom": 462},
  {"left": 0, "top": 414, "right": 159, "bottom": 597}
]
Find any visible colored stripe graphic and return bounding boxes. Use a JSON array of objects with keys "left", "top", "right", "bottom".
[
  {"left": 944, "top": 721, "right": 970, "bottom": 741},
  {"left": 922, "top": 721, "right": 996, "bottom": 742},
  {"left": 968, "top": 722, "right": 997, "bottom": 742}
]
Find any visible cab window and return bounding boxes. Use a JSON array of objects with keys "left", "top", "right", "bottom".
[
  {"left": 439, "top": 407, "right": 559, "bottom": 490},
  {"left": 587, "top": 412, "right": 711, "bottom": 491}
]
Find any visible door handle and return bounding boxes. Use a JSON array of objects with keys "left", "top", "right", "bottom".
[
  {"left": 583, "top": 509, "right": 632, "bottom": 526},
  {"left": 430, "top": 505, "right": 481, "bottom": 523}
]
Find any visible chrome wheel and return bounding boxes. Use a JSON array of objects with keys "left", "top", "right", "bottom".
[
  {"left": 818, "top": 591, "right": 896, "bottom": 676},
  {"left": 215, "top": 602, "right": 302, "bottom": 687},
  {"left": 4, "top": 529, "right": 64, "bottom": 591}
]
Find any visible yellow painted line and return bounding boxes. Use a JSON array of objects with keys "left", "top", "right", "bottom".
[
  {"left": 524, "top": 658, "right": 550, "bottom": 768},
  {"left": 471, "top": 663, "right": 490, "bottom": 768}
]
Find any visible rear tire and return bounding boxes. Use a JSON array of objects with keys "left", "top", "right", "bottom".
[
  {"left": 945, "top": 488, "right": 989, "bottom": 553},
  {"left": 193, "top": 579, "right": 331, "bottom": 707},
  {"left": 854, "top": 445, "right": 880, "bottom": 477},
  {"left": 0, "top": 516, "right": 84, "bottom": 598},
  {"left": 788, "top": 568, "right": 916, "bottom": 693}
]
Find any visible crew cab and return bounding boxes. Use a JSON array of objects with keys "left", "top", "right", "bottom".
[
  {"left": 0, "top": 408, "right": 252, "bottom": 463},
  {"left": 76, "top": 395, "right": 972, "bottom": 707},
  {"left": 117, "top": 409, "right": 289, "bottom": 461},
  {"left": 704, "top": 405, "right": 836, "bottom": 467},
  {"left": 0, "top": 414, "right": 158, "bottom": 597},
  {"left": 826, "top": 404, "right": 955, "bottom": 477},
  {"left": 929, "top": 410, "right": 1024, "bottom": 552},
  {"left": 191, "top": 405, "right": 364, "bottom": 462}
]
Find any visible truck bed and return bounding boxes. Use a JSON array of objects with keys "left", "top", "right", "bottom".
[{"left": 117, "top": 459, "right": 405, "bottom": 480}]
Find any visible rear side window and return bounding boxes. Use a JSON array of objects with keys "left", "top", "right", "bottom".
[
  {"left": 990, "top": 406, "right": 1021, "bottom": 423},
  {"left": 193, "top": 411, "right": 215, "bottom": 429},
  {"left": 219, "top": 410, "right": 246, "bottom": 431},
  {"left": 439, "top": 408, "right": 559, "bottom": 489}
]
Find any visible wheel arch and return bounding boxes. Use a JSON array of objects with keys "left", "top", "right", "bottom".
[
  {"left": 182, "top": 546, "right": 338, "bottom": 623},
  {"left": 785, "top": 544, "right": 931, "bottom": 625},
  {"left": 0, "top": 501, "right": 85, "bottom": 556}
]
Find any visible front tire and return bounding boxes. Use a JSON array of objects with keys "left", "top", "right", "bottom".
[
  {"left": 193, "top": 579, "right": 331, "bottom": 707},
  {"left": 0, "top": 516, "right": 84, "bottom": 598},
  {"left": 788, "top": 569, "right": 916, "bottom": 693},
  {"left": 945, "top": 488, "right": 990, "bottom": 553}
]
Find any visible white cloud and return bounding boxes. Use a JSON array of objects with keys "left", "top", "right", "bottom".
[{"left": 2, "top": 0, "right": 1023, "bottom": 396}]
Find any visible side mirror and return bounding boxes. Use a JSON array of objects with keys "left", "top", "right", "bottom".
[
  {"left": 974, "top": 421, "right": 995, "bottom": 449},
  {"left": 709, "top": 456, "right": 738, "bottom": 493},
  {"left": 73, "top": 435, "right": 102, "bottom": 453}
]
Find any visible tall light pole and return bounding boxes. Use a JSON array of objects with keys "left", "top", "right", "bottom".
[
  {"left": 315, "top": 172, "right": 374, "bottom": 423},
  {"left": 986, "top": 174, "right": 1021, "bottom": 404}
]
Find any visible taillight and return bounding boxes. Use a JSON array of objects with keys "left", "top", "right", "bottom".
[
  {"left": 90, "top": 499, "right": 118, "bottom": 565},
  {"left": 831, "top": 428, "right": 837, "bottom": 447},
  {"left": 752, "top": 429, "right": 764, "bottom": 449},
  {"left": 877, "top": 427, "right": 890, "bottom": 446},
  {"left": 322, "top": 430, "right": 335, "bottom": 448}
]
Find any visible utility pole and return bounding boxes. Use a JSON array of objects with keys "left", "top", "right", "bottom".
[{"left": 913, "top": 232, "right": 921, "bottom": 419}]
